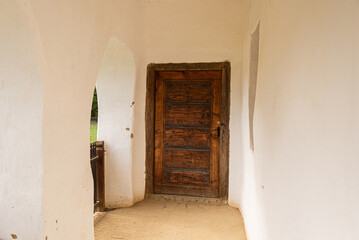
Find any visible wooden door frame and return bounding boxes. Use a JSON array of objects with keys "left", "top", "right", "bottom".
[{"left": 145, "top": 62, "right": 231, "bottom": 199}]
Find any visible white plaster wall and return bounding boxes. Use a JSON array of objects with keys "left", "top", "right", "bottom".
[
  {"left": 0, "top": 1, "right": 43, "bottom": 239},
  {"left": 24, "top": 1, "right": 142, "bottom": 239},
  {"left": 97, "top": 39, "right": 136, "bottom": 208},
  {"left": 28, "top": 1, "right": 112, "bottom": 239},
  {"left": 234, "top": 2, "right": 266, "bottom": 240},
  {"left": 0, "top": 1, "right": 246, "bottom": 239},
  {"left": 4, "top": 0, "right": 359, "bottom": 240},
  {"left": 237, "top": 0, "right": 359, "bottom": 239}
]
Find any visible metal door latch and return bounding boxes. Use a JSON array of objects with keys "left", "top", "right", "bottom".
[{"left": 211, "top": 126, "right": 221, "bottom": 137}]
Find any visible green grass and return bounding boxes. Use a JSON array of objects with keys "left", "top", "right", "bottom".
[{"left": 90, "top": 120, "right": 98, "bottom": 143}]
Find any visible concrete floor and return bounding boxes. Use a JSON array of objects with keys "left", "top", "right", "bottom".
[{"left": 94, "top": 198, "right": 247, "bottom": 240}]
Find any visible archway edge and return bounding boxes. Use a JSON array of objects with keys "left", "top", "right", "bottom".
[{"left": 96, "top": 37, "right": 137, "bottom": 208}]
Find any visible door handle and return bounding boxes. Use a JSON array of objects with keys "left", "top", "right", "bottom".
[{"left": 211, "top": 126, "right": 220, "bottom": 137}]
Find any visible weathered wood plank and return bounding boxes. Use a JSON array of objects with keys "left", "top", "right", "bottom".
[
  {"left": 148, "top": 62, "right": 226, "bottom": 71},
  {"left": 154, "top": 185, "right": 217, "bottom": 198},
  {"left": 186, "top": 70, "right": 222, "bottom": 80},
  {"left": 157, "top": 70, "right": 222, "bottom": 80},
  {"left": 165, "top": 81, "right": 211, "bottom": 103},
  {"left": 145, "top": 66, "right": 156, "bottom": 197},
  {"left": 219, "top": 62, "right": 230, "bottom": 199},
  {"left": 165, "top": 128, "right": 210, "bottom": 149},
  {"left": 209, "top": 78, "right": 222, "bottom": 197},
  {"left": 154, "top": 75, "right": 165, "bottom": 187},
  {"left": 164, "top": 149, "right": 210, "bottom": 169},
  {"left": 165, "top": 104, "right": 210, "bottom": 127},
  {"left": 163, "top": 170, "right": 210, "bottom": 186}
]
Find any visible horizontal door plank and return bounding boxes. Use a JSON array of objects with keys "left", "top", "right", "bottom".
[
  {"left": 165, "top": 104, "right": 210, "bottom": 127},
  {"left": 165, "top": 128, "right": 210, "bottom": 149},
  {"left": 165, "top": 81, "right": 212, "bottom": 103},
  {"left": 164, "top": 170, "right": 210, "bottom": 186},
  {"left": 154, "top": 185, "right": 217, "bottom": 198},
  {"left": 186, "top": 71, "right": 222, "bottom": 80},
  {"left": 164, "top": 149, "right": 210, "bottom": 169},
  {"left": 157, "top": 70, "right": 222, "bottom": 80},
  {"left": 157, "top": 71, "right": 185, "bottom": 80}
]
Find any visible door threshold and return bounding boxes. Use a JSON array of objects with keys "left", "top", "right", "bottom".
[{"left": 149, "top": 194, "right": 228, "bottom": 205}]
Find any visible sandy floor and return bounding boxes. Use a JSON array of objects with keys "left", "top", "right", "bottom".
[{"left": 95, "top": 198, "right": 247, "bottom": 240}]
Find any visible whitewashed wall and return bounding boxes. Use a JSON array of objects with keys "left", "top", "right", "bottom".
[
  {"left": 97, "top": 39, "right": 136, "bottom": 208},
  {"left": 237, "top": 0, "right": 359, "bottom": 239},
  {"left": 0, "top": 1, "right": 43, "bottom": 239}
]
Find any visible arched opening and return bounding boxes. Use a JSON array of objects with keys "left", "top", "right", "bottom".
[
  {"left": 90, "top": 88, "right": 98, "bottom": 143},
  {"left": 95, "top": 38, "right": 136, "bottom": 209}
]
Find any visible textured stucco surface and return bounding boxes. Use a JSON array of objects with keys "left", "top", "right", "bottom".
[
  {"left": 0, "top": 1, "right": 43, "bottom": 239},
  {"left": 96, "top": 39, "right": 136, "bottom": 208},
  {"left": 236, "top": 0, "right": 359, "bottom": 239}
]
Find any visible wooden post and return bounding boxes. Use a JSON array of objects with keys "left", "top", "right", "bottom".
[{"left": 95, "top": 141, "right": 105, "bottom": 212}]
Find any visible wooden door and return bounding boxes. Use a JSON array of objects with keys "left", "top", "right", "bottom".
[{"left": 154, "top": 70, "right": 221, "bottom": 198}]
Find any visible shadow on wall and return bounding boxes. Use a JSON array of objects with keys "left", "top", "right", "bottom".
[
  {"left": 249, "top": 23, "right": 260, "bottom": 151},
  {"left": 95, "top": 39, "right": 136, "bottom": 208}
]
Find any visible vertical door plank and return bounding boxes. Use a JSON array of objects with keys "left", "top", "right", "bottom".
[
  {"left": 154, "top": 76, "right": 165, "bottom": 191},
  {"left": 210, "top": 78, "right": 222, "bottom": 196}
]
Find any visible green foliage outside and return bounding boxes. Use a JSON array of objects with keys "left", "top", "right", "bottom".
[
  {"left": 90, "top": 120, "right": 97, "bottom": 143},
  {"left": 90, "top": 88, "right": 98, "bottom": 143},
  {"left": 91, "top": 88, "right": 98, "bottom": 118}
]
